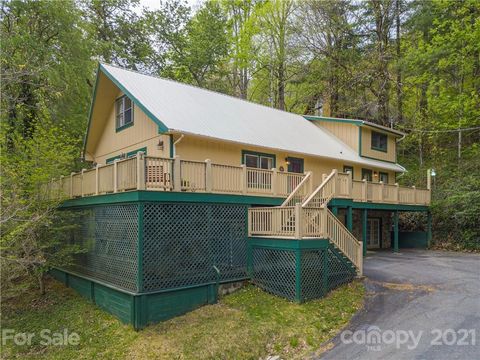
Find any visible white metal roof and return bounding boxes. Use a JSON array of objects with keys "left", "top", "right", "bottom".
[{"left": 100, "top": 64, "right": 405, "bottom": 172}]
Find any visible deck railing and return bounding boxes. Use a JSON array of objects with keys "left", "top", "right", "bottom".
[
  {"left": 281, "top": 172, "right": 313, "bottom": 206},
  {"left": 300, "top": 169, "right": 430, "bottom": 207},
  {"left": 302, "top": 169, "right": 338, "bottom": 207},
  {"left": 351, "top": 180, "right": 430, "bottom": 205},
  {"left": 47, "top": 153, "right": 307, "bottom": 200},
  {"left": 46, "top": 152, "right": 430, "bottom": 206},
  {"left": 248, "top": 204, "right": 363, "bottom": 274}
]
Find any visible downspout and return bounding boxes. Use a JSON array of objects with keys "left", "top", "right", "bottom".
[
  {"left": 395, "top": 133, "right": 407, "bottom": 181},
  {"left": 172, "top": 134, "right": 185, "bottom": 157}
]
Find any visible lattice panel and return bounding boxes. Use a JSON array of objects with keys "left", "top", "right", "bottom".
[
  {"left": 142, "top": 203, "right": 247, "bottom": 292},
  {"left": 67, "top": 204, "right": 139, "bottom": 292},
  {"left": 327, "top": 246, "right": 355, "bottom": 291},
  {"left": 300, "top": 250, "right": 326, "bottom": 301},
  {"left": 251, "top": 248, "right": 297, "bottom": 301}
]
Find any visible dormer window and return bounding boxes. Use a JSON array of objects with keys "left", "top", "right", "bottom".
[
  {"left": 371, "top": 131, "right": 387, "bottom": 152},
  {"left": 115, "top": 95, "right": 133, "bottom": 131}
]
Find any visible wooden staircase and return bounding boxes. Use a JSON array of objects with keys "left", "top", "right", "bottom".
[{"left": 249, "top": 169, "right": 363, "bottom": 276}]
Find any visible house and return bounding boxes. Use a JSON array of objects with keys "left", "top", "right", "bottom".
[{"left": 49, "top": 63, "right": 431, "bottom": 329}]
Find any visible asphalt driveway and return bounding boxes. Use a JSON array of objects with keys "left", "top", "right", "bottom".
[{"left": 319, "top": 250, "right": 480, "bottom": 360}]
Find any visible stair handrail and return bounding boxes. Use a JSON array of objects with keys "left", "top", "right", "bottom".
[
  {"left": 302, "top": 169, "right": 337, "bottom": 208},
  {"left": 323, "top": 207, "right": 363, "bottom": 275},
  {"left": 281, "top": 171, "right": 312, "bottom": 207}
]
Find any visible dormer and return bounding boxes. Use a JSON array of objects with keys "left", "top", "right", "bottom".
[{"left": 304, "top": 115, "right": 404, "bottom": 164}]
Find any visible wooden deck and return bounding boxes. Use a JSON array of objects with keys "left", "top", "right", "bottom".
[{"left": 46, "top": 153, "right": 430, "bottom": 206}]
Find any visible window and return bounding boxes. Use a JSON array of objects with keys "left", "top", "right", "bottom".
[
  {"left": 287, "top": 157, "right": 304, "bottom": 173},
  {"left": 379, "top": 172, "right": 389, "bottom": 183},
  {"left": 115, "top": 96, "right": 133, "bottom": 131},
  {"left": 371, "top": 131, "right": 388, "bottom": 152},
  {"left": 242, "top": 151, "right": 275, "bottom": 169},
  {"left": 362, "top": 168, "right": 373, "bottom": 181},
  {"left": 343, "top": 165, "right": 354, "bottom": 178}
]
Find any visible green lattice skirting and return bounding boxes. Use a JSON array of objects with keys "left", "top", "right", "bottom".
[{"left": 248, "top": 238, "right": 356, "bottom": 303}]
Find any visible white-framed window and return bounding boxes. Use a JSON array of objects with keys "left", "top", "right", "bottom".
[
  {"left": 115, "top": 95, "right": 133, "bottom": 130},
  {"left": 243, "top": 152, "right": 274, "bottom": 169}
]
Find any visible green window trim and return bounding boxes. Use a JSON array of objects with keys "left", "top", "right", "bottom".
[
  {"left": 106, "top": 147, "right": 147, "bottom": 164},
  {"left": 115, "top": 95, "right": 134, "bottom": 132},
  {"left": 241, "top": 150, "right": 276, "bottom": 168},
  {"left": 343, "top": 165, "right": 354, "bottom": 178},
  {"left": 371, "top": 131, "right": 388, "bottom": 153}
]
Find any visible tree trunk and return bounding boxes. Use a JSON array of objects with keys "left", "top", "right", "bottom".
[
  {"left": 277, "top": 64, "right": 285, "bottom": 111},
  {"left": 38, "top": 272, "right": 45, "bottom": 295},
  {"left": 395, "top": 0, "right": 403, "bottom": 125}
]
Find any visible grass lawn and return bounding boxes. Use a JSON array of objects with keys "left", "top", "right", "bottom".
[{"left": 1, "top": 278, "right": 364, "bottom": 359}]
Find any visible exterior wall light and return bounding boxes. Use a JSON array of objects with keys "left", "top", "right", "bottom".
[{"left": 157, "top": 140, "right": 164, "bottom": 151}]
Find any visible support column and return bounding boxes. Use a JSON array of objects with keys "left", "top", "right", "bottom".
[
  {"left": 362, "top": 209, "right": 368, "bottom": 256},
  {"left": 346, "top": 206, "right": 353, "bottom": 232},
  {"left": 427, "top": 211, "right": 432, "bottom": 248},
  {"left": 393, "top": 211, "right": 399, "bottom": 253},
  {"left": 331, "top": 206, "right": 338, "bottom": 217}
]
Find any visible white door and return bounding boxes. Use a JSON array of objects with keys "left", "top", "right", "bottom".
[{"left": 367, "top": 218, "right": 381, "bottom": 249}]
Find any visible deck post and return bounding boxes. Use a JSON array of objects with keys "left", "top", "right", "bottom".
[
  {"left": 395, "top": 183, "right": 399, "bottom": 203},
  {"left": 294, "top": 203, "right": 303, "bottom": 239},
  {"left": 137, "top": 152, "right": 146, "bottom": 190},
  {"left": 362, "top": 179, "right": 367, "bottom": 202},
  {"left": 113, "top": 159, "right": 119, "bottom": 193},
  {"left": 427, "top": 211, "right": 432, "bottom": 248},
  {"left": 271, "top": 168, "right": 278, "bottom": 196},
  {"left": 427, "top": 169, "right": 432, "bottom": 190},
  {"left": 393, "top": 210, "right": 399, "bottom": 252},
  {"left": 346, "top": 206, "right": 353, "bottom": 232},
  {"left": 357, "top": 244, "right": 363, "bottom": 276},
  {"left": 332, "top": 168, "right": 338, "bottom": 195},
  {"left": 362, "top": 209, "right": 368, "bottom": 256},
  {"left": 241, "top": 164, "right": 247, "bottom": 194},
  {"left": 70, "top": 172, "right": 75, "bottom": 198},
  {"left": 205, "top": 159, "right": 212, "bottom": 192},
  {"left": 412, "top": 185, "right": 417, "bottom": 204},
  {"left": 347, "top": 170, "right": 353, "bottom": 197},
  {"left": 95, "top": 164, "right": 100, "bottom": 195},
  {"left": 379, "top": 181, "right": 384, "bottom": 202},
  {"left": 307, "top": 171, "right": 313, "bottom": 194},
  {"left": 59, "top": 175, "right": 64, "bottom": 198},
  {"left": 295, "top": 248, "right": 302, "bottom": 303},
  {"left": 331, "top": 206, "right": 338, "bottom": 217},
  {"left": 81, "top": 168, "right": 86, "bottom": 197},
  {"left": 173, "top": 155, "right": 181, "bottom": 191}
]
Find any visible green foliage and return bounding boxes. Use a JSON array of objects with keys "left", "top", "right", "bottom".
[
  {"left": 398, "top": 0, "right": 480, "bottom": 250},
  {"left": 0, "top": 116, "right": 86, "bottom": 296},
  {"left": 80, "top": 0, "right": 157, "bottom": 70},
  {"left": 148, "top": 0, "right": 230, "bottom": 89},
  {"left": 1, "top": 0, "right": 92, "bottom": 295}
]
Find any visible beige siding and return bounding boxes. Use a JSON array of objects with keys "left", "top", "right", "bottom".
[
  {"left": 361, "top": 127, "right": 396, "bottom": 163},
  {"left": 176, "top": 135, "right": 396, "bottom": 186},
  {"left": 90, "top": 90, "right": 172, "bottom": 164},
  {"left": 314, "top": 121, "right": 359, "bottom": 150}
]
